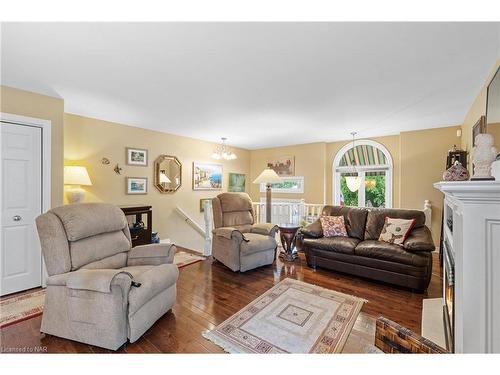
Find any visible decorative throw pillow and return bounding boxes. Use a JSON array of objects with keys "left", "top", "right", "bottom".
[
  {"left": 320, "top": 215, "right": 348, "bottom": 238},
  {"left": 378, "top": 217, "right": 416, "bottom": 246}
]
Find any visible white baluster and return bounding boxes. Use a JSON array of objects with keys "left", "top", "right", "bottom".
[{"left": 203, "top": 200, "right": 213, "bottom": 256}]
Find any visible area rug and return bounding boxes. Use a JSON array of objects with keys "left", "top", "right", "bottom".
[
  {"left": 174, "top": 250, "right": 205, "bottom": 268},
  {"left": 202, "top": 278, "right": 367, "bottom": 353},
  {"left": 0, "top": 250, "right": 204, "bottom": 329},
  {"left": 0, "top": 289, "right": 45, "bottom": 328}
]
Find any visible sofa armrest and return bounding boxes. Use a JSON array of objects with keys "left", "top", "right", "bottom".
[
  {"left": 375, "top": 316, "right": 448, "bottom": 353},
  {"left": 212, "top": 227, "right": 247, "bottom": 242},
  {"left": 403, "top": 226, "right": 435, "bottom": 252},
  {"left": 250, "top": 223, "right": 279, "bottom": 237},
  {"left": 127, "top": 243, "right": 176, "bottom": 266},
  {"left": 66, "top": 269, "right": 133, "bottom": 293},
  {"left": 299, "top": 219, "right": 323, "bottom": 239}
]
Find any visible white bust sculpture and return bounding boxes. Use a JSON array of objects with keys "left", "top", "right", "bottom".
[{"left": 471, "top": 133, "right": 497, "bottom": 180}]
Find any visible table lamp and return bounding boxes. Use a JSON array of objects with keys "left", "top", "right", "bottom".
[
  {"left": 64, "top": 166, "right": 92, "bottom": 203},
  {"left": 253, "top": 167, "right": 282, "bottom": 223}
]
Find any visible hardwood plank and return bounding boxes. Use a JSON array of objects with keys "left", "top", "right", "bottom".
[{"left": 0, "top": 251, "right": 442, "bottom": 353}]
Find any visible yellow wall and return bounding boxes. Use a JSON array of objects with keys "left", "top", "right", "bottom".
[
  {"left": 461, "top": 59, "right": 500, "bottom": 170},
  {"left": 64, "top": 114, "right": 251, "bottom": 252},
  {"left": 249, "top": 143, "right": 327, "bottom": 203},
  {"left": 0, "top": 86, "right": 64, "bottom": 207},
  {"left": 400, "top": 126, "right": 461, "bottom": 244}
]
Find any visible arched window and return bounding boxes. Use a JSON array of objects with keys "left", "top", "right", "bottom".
[{"left": 333, "top": 140, "right": 393, "bottom": 208}]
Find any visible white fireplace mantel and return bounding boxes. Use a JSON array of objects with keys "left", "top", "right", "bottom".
[{"left": 434, "top": 180, "right": 500, "bottom": 353}]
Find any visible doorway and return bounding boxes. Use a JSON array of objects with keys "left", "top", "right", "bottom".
[{"left": 1, "top": 113, "right": 51, "bottom": 296}]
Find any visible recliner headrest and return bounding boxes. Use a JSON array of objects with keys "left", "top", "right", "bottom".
[{"left": 51, "top": 203, "right": 128, "bottom": 241}]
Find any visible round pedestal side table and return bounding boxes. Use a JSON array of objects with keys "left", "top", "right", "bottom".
[{"left": 278, "top": 224, "right": 301, "bottom": 262}]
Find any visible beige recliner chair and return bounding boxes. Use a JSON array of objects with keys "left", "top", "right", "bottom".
[
  {"left": 35, "top": 203, "right": 179, "bottom": 350},
  {"left": 211, "top": 193, "right": 278, "bottom": 272}
]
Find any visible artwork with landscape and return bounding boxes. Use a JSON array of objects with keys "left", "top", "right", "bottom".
[
  {"left": 267, "top": 155, "right": 295, "bottom": 176},
  {"left": 228, "top": 173, "right": 246, "bottom": 192},
  {"left": 126, "top": 177, "right": 148, "bottom": 194},
  {"left": 126, "top": 147, "right": 148, "bottom": 166},
  {"left": 193, "top": 162, "right": 223, "bottom": 190}
]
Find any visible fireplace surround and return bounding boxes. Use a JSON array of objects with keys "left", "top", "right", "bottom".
[{"left": 443, "top": 238, "right": 455, "bottom": 352}]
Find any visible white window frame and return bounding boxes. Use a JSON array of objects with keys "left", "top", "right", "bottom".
[
  {"left": 332, "top": 140, "right": 393, "bottom": 208},
  {"left": 259, "top": 176, "right": 304, "bottom": 194}
]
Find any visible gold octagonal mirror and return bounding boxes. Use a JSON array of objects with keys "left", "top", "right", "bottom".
[{"left": 154, "top": 155, "right": 182, "bottom": 193}]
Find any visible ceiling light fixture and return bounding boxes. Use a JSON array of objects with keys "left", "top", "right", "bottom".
[
  {"left": 345, "top": 132, "right": 362, "bottom": 192},
  {"left": 212, "top": 137, "right": 237, "bottom": 160}
]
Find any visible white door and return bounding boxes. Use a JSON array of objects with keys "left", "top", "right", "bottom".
[{"left": 1, "top": 123, "right": 42, "bottom": 296}]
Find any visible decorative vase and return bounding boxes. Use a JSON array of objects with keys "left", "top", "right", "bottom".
[
  {"left": 443, "top": 160, "right": 469, "bottom": 181},
  {"left": 471, "top": 133, "right": 497, "bottom": 180}
]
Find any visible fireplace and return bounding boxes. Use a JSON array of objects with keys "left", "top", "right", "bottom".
[{"left": 443, "top": 238, "right": 455, "bottom": 352}]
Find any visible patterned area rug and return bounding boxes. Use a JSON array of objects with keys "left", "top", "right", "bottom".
[
  {"left": 0, "top": 289, "right": 45, "bottom": 329},
  {"left": 203, "top": 278, "right": 366, "bottom": 353},
  {"left": 0, "top": 250, "right": 204, "bottom": 329}
]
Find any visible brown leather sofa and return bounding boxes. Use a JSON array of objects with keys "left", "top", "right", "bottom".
[{"left": 298, "top": 206, "right": 435, "bottom": 291}]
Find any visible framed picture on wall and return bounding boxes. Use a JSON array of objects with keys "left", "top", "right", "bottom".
[
  {"left": 228, "top": 173, "right": 246, "bottom": 192},
  {"left": 126, "top": 147, "right": 148, "bottom": 166},
  {"left": 193, "top": 162, "right": 223, "bottom": 190},
  {"left": 472, "top": 116, "right": 487, "bottom": 147},
  {"left": 266, "top": 155, "right": 295, "bottom": 176},
  {"left": 199, "top": 198, "right": 212, "bottom": 212},
  {"left": 259, "top": 176, "right": 304, "bottom": 193},
  {"left": 126, "top": 177, "right": 148, "bottom": 194}
]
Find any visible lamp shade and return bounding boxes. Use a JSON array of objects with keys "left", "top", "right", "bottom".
[
  {"left": 345, "top": 176, "right": 361, "bottom": 192},
  {"left": 64, "top": 166, "right": 92, "bottom": 186},
  {"left": 253, "top": 168, "right": 282, "bottom": 184}
]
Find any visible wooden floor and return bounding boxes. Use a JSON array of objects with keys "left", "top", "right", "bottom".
[{"left": 0, "top": 250, "right": 442, "bottom": 353}]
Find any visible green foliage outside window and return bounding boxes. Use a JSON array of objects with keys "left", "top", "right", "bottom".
[
  {"left": 365, "top": 175, "right": 386, "bottom": 207},
  {"left": 270, "top": 181, "right": 299, "bottom": 189},
  {"left": 340, "top": 176, "right": 358, "bottom": 206},
  {"left": 340, "top": 175, "right": 386, "bottom": 207}
]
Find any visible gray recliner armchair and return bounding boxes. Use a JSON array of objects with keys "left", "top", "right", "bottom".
[
  {"left": 211, "top": 193, "right": 278, "bottom": 272},
  {"left": 35, "top": 203, "right": 179, "bottom": 350}
]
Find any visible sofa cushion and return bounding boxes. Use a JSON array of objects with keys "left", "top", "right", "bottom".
[
  {"left": 300, "top": 219, "right": 323, "bottom": 238},
  {"left": 303, "top": 237, "right": 360, "bottom": 254},
  {"left": 240, "top": 233, "right": 277, "bottom": 255},
  {"left": 364, "top": 208, "right": 426, "bottom": 240},
  {"left": 321, "top": 206, "right": 368, "bottom": 240},
  {"left": 69, "top": 230, "right": 131, "bottom": 270},
  {"left": 223, "top": 211, "right": 254, "bottom": 227},
  {"left": 128, "top": 263, "right": 179, "bottom": 315},
  {"left": 120, "top": 265, "right": 155, "bottom": 278},
  {"left": 320, "top": 215, "right": 348, "bottom": 237},
  {"left": 218, "top": 192, "right": 253, "bottom": 212},
  {"left": 378, "top": 217, "right": 416, "bottom": 246},
  {"left": 355, "top": 240, "right": 430, "bottom": 267},
  {"left": 403, "top": 226, "right": 435, "bottom": 252}
]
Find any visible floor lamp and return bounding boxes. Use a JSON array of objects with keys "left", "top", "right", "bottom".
[{"left": 253, "top": 168, "right": 282, "bottom": 223}]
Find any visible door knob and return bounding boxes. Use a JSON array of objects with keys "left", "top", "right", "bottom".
[{"left": 12, "top": 215, "right": 22, "bottom": 221}]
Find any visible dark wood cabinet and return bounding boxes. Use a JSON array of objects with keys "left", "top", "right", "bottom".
[{"left": 119, "top": 205, "right": 152, "bottom": 247}]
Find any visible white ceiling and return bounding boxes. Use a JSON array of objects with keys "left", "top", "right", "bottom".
[{"left": 1, "top": 22, "right": 499, "bottom": 149}]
